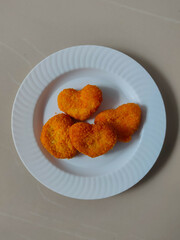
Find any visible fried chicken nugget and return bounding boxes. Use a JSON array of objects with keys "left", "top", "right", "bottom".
[
  {"left": 95, "top": 103, "right": 141, "bottom": 142},
  {"left": 57, "top": 84, "right": 102, "bottom": 121},
  {"left": 69, "top": 122, "right": 117, "bottom": 158},
  {"left": 40, "top": 114, "right": 77, "bottom": 159}
]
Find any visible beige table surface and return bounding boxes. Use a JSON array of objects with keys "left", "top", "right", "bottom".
[{"left": 0, "top": 0, "right": 180, "bottom": 239}]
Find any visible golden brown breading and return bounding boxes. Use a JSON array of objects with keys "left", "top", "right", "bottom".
[
  {"left": 57, "top": 85, "right": 102, "bottom": 121},
  {"left": 69, "top": 122, "right": 117, "bottom": 158},
  {"left": 40, "top": 114, "right": 77, "bottom": 159},
  {"left": 95, "top": 103, "right": 141, "bottom": 142}
]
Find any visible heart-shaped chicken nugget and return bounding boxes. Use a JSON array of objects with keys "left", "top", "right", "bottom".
[
  {"left": 58, "top": 85, "right": 102, "bottom": 121},
  {"left": 69, "top": 122, "right": 117, "bottom": 158},
  {"left": 95, "top": 103, "right": 141, "bottom": 142},
  {"left": 40, "top": 114, "right": 77, "bottom": 159}
]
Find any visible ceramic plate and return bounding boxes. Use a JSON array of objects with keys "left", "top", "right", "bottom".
[{"left": 11, "top": 45, "right": 166, "bottom": 199}]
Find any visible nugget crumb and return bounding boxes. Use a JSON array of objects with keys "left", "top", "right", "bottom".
[
  {"left": 58, "top": 85, "right": 102, "bottom": 121},
  {"left": 69, "top": 122, "right": 117, "bottom": 158},
  {"left": 40, "top": 114, "right": 77, "bottom": 159},
  {"left": 95, "top": 103, "right": 141, "bottom": 142}
]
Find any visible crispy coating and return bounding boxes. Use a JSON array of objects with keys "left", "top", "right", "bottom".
[
  {"left": 95, "top": 103, "right": 141, "bottom": 142},
  {"left": 69, "top": 122, "right": 117, "bottom": 158},
  {"left": 57, "top": 84, "right": 102, "bottom": 121},
  {"left": 40, "top": 114, "right": 77, "bottom": 159}
]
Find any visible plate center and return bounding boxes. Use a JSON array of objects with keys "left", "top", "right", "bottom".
[{"left": 34, "top": 68, "right": 141, "bottom": 176}]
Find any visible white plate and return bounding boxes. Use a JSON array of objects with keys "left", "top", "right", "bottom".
[{"left": 11, "top": 45, "right": 166, "bottom": 199}]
